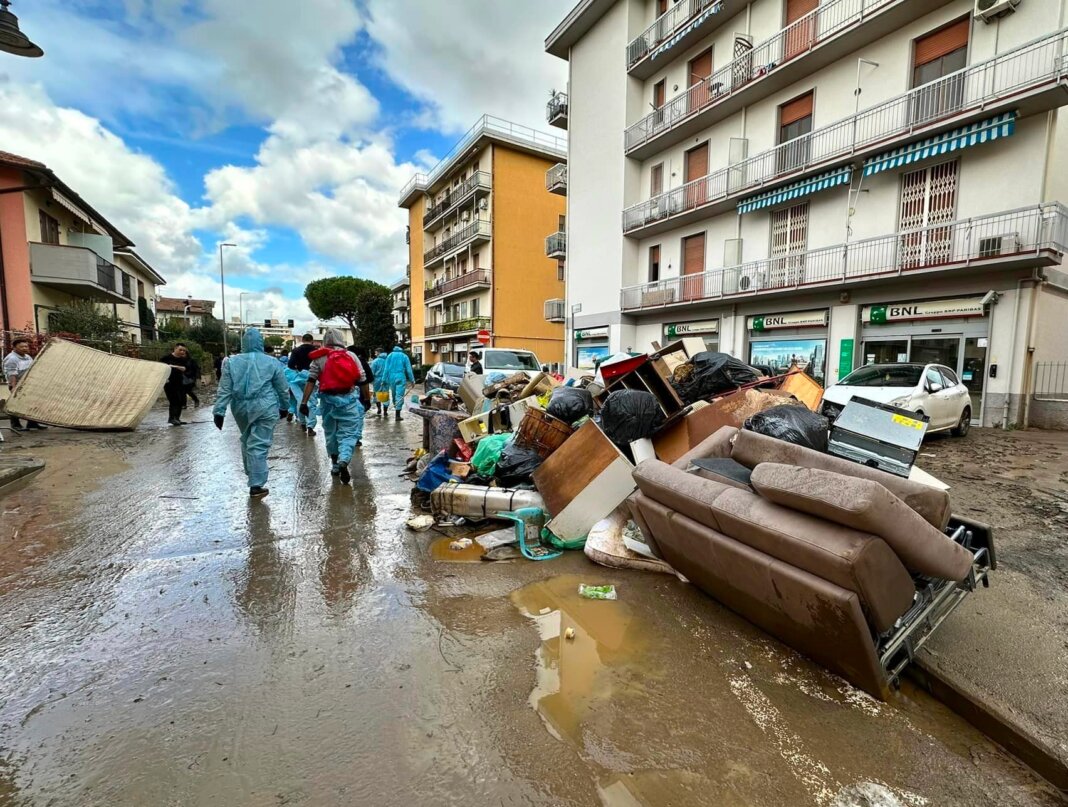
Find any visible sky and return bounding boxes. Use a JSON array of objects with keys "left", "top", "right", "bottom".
[{"left": 0, "top": 0, "right": 573, "bottom": 329}]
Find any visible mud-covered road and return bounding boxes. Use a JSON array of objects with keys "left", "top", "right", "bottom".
[{"left": 0, "top": 410, "right": 1063, "bottom": 806}]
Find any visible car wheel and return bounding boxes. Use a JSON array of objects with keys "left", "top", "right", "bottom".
[{"left": 952, "top": 407, "right": 971, "bottom": 437}]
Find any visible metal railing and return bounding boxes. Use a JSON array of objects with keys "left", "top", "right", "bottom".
[
  {"left": 627, "top": 0, "right": 725, "bottom": 69},
  {"left": 547, "top": 91, "right": 569, "bottom": 124},
  {"left": 1034, "top": 361, "right": 1068, "bottom": 401},
  {"left": 400, "top": 115, "right": 566, "bottom": 204},
  {"left": 424, "top": 218, "right": 492, "bottom": 263},
  {"left": 544, "top": 298, "right": 566, "bottom": 322},
  {"left": 623, "top": 27, "right": 1068, "bottom": 232},
  {"left": 423, "top": 171, "right": 492, "bottom": 227},
  {"left": 621, "top": 203, "right": 1068, "bottom": 311},
  {"left": 425, "top": 269, "right": 491, "bottom": 301},
  {"left": 545, "top": 231, "right": 567, "bottom": 257},
  {"left": 425, "top": 316, "right": 492, "bottom": 337},
  {"left": 546, "top": 163, "right": 568, "bottom": 192},
  {"left": 627, "top": 0, "right": 917, "bottom": 152}
]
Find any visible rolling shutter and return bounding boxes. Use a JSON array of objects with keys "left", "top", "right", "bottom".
[
  {"left": 780, "top": 92, "right": 814, "bottom": 126},
  {"left": 914, "top": 19, "right": 969, "bottom": 67}
]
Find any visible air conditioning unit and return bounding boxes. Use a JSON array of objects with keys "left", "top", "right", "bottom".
[
  {"left": 737, "top": 267, "right": 765, "bottom": 293},
  {"left": 478, "top": 198, "right": 489, "bottom": 211},
  {"left": 461, "top": 210, "right": 471, "bottom": 222},
  {"left": 429, "top": 342, "right": 438, "bottom": 352},
  {"left": 975, "top": 0, "right": 1020, "bottom": 21}
]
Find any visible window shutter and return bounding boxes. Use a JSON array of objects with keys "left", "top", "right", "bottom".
[
  {"left": 786, "top": 0, "right": 818, "bottom": 24},
  {"left": 914, "top": 19, "right": 969, "bottom": 68},
  {"left": 780, "top": 92, "right": 814, "bottom": 127}
]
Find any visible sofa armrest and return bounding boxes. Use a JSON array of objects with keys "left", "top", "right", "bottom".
[{"left": 671, "top": 426, "right": 739, "bottom": 470}]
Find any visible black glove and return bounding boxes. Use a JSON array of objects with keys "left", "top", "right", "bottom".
[
  {"left": 279, "top": 409, "right": 289, "bottom": 420},
  {"left": 299, "top": 403, "right": 310, "bottom": 417},
  {"left": 213, "top": 415, "right": 224, "bottom": 430}
]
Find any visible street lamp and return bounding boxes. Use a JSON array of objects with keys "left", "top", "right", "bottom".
[
  {"left": 218, "top": 242, "right": 236, "bottom": 353},
  {"left": 239, "top": 292, "right": 253, "bottom": 334},
  {"left": 0, "top": 1, "right": 43, "bottom": 58}
]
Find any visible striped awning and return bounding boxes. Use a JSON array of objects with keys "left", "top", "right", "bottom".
[
  {"left": 863, "top": 112, "right": 1017, "bottom": 178},
  {"left": 737, "top": 166, "right": 852, "bottom": 215}
]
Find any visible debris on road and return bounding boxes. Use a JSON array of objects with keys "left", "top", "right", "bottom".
[{"left": 578, "top": 584, "right": 617, "bottom": 600}]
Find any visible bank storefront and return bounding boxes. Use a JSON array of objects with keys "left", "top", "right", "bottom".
[
  {"left": 664, "top": 319, "right": 719, "bottom": 352},
  {"left": 574, "top": 327, "right": 610, "bottom": 369},
  {"left": 745, "top": 309, "right": 829, "bottom": 385}
]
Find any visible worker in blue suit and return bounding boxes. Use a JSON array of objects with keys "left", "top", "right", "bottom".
[
  {"left": 382, "top": 345, "right": 414, "bottom": 421},
  {"left": 213, "top": 328, "right": 290, "bottom": 499},
  {"left": 370, "top": 348, "right": 388, "bottom": 417}
]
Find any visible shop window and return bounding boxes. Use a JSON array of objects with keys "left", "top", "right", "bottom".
[{"left": 749, "top": 338, "right": 826, "bottom": 385}]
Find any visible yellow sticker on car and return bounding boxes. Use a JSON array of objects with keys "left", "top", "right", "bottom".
[{"left": 891, "top": 413, "right": 924, "bottom": 429}]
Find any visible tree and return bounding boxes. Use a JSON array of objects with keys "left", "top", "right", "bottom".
[
  {"left": 47, "top": 300, "right": 124, "bottom": 342},
  {"left": 304, "top": 276, "right": 396, "bottom": 350}
]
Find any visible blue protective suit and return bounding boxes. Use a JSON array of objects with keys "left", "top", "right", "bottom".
[
  {"left": 370, "top": 353, "right": 388, "bottom": 395},
  {"left": 321, "top": 392, "right": 363, "bottom": 467},
  {"left": 213, "top": 329, "right": 289, "bottom": 489},
  {"left": 284, "top": 366, "right": 318, "bottom": 428},
  {"left": 382, "top": 346, "right": 414, "bottom": 411}
]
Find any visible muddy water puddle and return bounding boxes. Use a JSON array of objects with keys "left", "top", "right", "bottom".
[{"left": 430, "top": 535, "right": 486, "bottom": 562}]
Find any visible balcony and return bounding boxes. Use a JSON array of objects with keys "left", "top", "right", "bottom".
[
  {"left": 423, "top": 218, "right": 492, "bottom": 268},
  {"left": 623, "top": 28, "right": 1068, "bottom": 238},
  {"left": 627, "top": 0, "right": 729, "bottom": 79},
  {"left": 621, "top": 204, "right": 1068, "bottom": 312},
  {"left": 546, "top": 163, "right": 568, "bottom": 195},
  {"left": 425, "top": 316, "right": 492, "bottom": 337},
  {"left": 544, "top": 298, "right": 566, "bottom": 323},
  {"left": 423, "top": 171, "right": 492, "bottom": 230},
  {"left": 29, "top": 242, "right": 133, "bottom": 304},
  {"left": 425, "top": 269, "right": 492, "bottom": 303},
  {"left": 624, "top": 0, "right": 956, "bottom": 160},
  {"left": 547, "top": 91, "right": 568, "bottom": 130},
  {"left": 393, "top": 294, "right": 410, "bottom": 311},
  {"left": 546, "top": 231, "right": 567, "bottom": 259}
]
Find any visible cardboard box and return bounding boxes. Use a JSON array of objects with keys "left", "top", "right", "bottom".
[{"left": 458, "top": 374, "right": 486, "bottom": 415}]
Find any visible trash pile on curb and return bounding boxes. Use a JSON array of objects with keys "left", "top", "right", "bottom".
[{"left": 401, "top": 338, "right": 996, "bottom": 698}]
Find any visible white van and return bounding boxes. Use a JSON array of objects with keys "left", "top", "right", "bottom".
[{"left": 478, "top": 348, "right": 543, "bottom": 374}]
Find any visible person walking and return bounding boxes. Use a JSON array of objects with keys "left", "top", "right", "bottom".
[
  {"left": 300, "top": 329, "right": 367, "bottom": 485},
  {"left": 161, "top": 343, "right": 191, "bottom": 426},
  {"left": 382, "top": 345, "right": 414, "bottom": 421},
  {"left": 3, "top": 337, "right": 45, "bottom": 431},
  {"left": 347, "top": 346, "right": 376, "bottom": 442},
  {"left": 370, "top": 348, "right": 388, "bottom": 417},
  {"left": 286, "top": 333, "right": 319, "bottom": 436},
  {"left": 212, "top": 328, "right": 290, "bottom": 499},
  {"left": 468, "top": 351, "right": 484, "bottom": 375}
]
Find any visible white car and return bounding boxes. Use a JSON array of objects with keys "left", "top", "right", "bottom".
[
  {"left": 479, "top": 348, "right": 544, "bottom": 375},
  {"left": 820, "top": 363, "right": 973, "bottom": 436}
]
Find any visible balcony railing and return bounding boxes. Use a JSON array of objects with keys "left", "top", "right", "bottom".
[
  {"left": 424, "top": 218, "right": 492, "bottom": 264},
  {"left": 627, "top": 0, "right": 726, "bottom": 72},
  {"left": 29, "top": 242, "right": 132, "bottom": 303},
  {"left": 621, "top": 204, "right": 1068, "bottom": 311},
  {"left": 546, "top": 163, "right": 568, "bottom": 195},
  {"left": 424, "top": 171, "right": 492, "bottom": 228},
  {"left": 425, "top": 269, "right": 492, "bottom": 302},
  {"left": 544, "top": 298, "right": 566, "bottom": 322},
  {"left": 626, "top": 0, "right": 910, "bottom": 153},
  {"left": 547, "top": 91, "right": 568, "bottom": 129},
  {"left": 546, "top": 231, "right": 567, "bottom": 258},
  {"left": 425, "top": 316, "right": 492, "bottom": 337},
  {"left": 623, "top": 27, "right": 1068, "bottom": 234}
]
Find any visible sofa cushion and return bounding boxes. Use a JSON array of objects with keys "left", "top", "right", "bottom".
[
  {"left": 690, "top": 458, "right": 754, "bottom": 491},
  {"left": 671, "top": 425, "right": 739, "bottom": 470},
  {"left": 633, "top": 459, "right": 730, "bottom": 532},
  {"left": 730, "top": 429, "right": 951, "bottom": 530},
  {"left": 750, "top": 463, "right": 974, "bottom": 581}
]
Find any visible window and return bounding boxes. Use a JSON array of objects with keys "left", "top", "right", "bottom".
[
  {"left": 926, "top": 367, "right": 945, "bottom": 391},
  {"left": 558, "top": 214, "right": 566, "bottom": 232},
  {"left": 557, "top": 260, "right": 566, "bottom": 282},
  {"left": 939, "top": 366, "right": 960, "bottom": 385},
  {"left": 841, "top": 364, "right": 924, "bottom": 387},
  {"left": 137, "top": 279, "right": 145, "bottom": 299},
  {"left": 649, "top": 245, "right": 661, "bottom": 282},
  {"left": 650, "top": 163, "right": 664, "bottom": 197},
  {"left": 777, "top": 91, "right": 813, "bottom": 173},
  {"left": 653, "top": 79, "right": 667, "bottom": 128},
  {"left": 911, "top": 19, "right": 969, "bottom": 122},
  {"left": 39, "top": 211, "right": 60, "bottom": 245},
  {"left": 470, "top": 298, "right": 479, "bottom": 317},
  {"left": 784, "top": 0, "right": 818, "bottom": 60},
  {"left": 770, "top": 202, "right": 809, "bottom": 285},
  {"left": 687, "top": 47, "right": 714, "bottom": 112},
  {"left": 899, "top": 160, "right": 959, "bottom": 267}
]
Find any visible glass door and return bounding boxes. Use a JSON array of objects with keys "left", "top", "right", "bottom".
[
  {"left": 861, "top": 338, "right": 909, "bottom": 365},
  {"left": 962, "top": 337, "right": 987, "bottom": 422},
  {"left": 909, "top": 336, "right": 960, "bottom": 371}
]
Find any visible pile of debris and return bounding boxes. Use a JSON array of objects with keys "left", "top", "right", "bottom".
[{"left": 403, "top": 338, "right": 994, "bottom": 699}]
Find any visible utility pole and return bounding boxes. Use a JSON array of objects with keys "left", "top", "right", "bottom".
[{"left": 219, "top": 242, "right": 235, "bottom": 353}]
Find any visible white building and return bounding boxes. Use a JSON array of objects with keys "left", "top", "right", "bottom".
[
  {"left": 226, "top": 317, "right": 295, "bottom": 346},
  {"left": 547, "top": 0, "right": 1068, "bottom": 427}
]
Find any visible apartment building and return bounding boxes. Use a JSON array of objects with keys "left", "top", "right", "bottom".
[
  {"left": 0, "top": 151, "right": 166, "bottom": 343},
  {"left": 399, "top": 115, "right": 568, "bottom": 368},
  {"left": 392, "top": 273, "right": 411, "bottom": 348},
  {"left": 547, "top": 0, "right": 1068, "bottom": 426},
  {"left": 226, "top": 317, "right": 294, "bottom": 345},
  {"left": 157, "top": 297, "right": 216, "bottom": 328}
]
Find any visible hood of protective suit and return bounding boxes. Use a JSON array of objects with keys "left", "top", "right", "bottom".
[
  {"left": 392, "top": 345, "right": 404, "bottom": 353},
  {"left": 242, "top": 328, "right": 265, "bottom": 353},
  {"left": 324, "top": 328, "right": 347, "bottom": 348}
]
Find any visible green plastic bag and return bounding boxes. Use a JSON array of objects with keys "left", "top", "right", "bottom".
[{"left": 471, "top": 433, "right": 512, "bottom": 478}]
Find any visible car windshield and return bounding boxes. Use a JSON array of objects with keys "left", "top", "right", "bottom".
[
  {"left": 840, "top": 364, "right": 924, "bottom": 388},
  {"left": 441, "top": 364, "right": 465, "bottom": 376},
  {"left": 484, "top": 350, "right": 539, "bottom": 371}
]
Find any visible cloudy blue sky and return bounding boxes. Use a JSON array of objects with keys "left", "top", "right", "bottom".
[{"left": 0, "top": 0, "right": 572, "bottom": 328}]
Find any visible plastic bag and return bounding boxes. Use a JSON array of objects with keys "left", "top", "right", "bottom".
[
  {"left": 417, "top": 451, "right": 455, "bottom": 492},
  {"left": 494, "top": 443, "right": 545, "bottom": 487},
  {"left": 471, "top": 433, "right": 511, "bottom": 478},
  {"left": 744, "top": 404, "right": 830, "bottom": 453},
  {"left": 600, "top": 389, "right": 664, "bottom": 445},
  {"left": 546, "top": 386, "right": 594, "bottom": 424},
  {"left": 671, "top": 352, "right": 761, "bottom": 404},
  {"left": 483, "top": 372, "right": 507, "bottom": 390},
  {"left": 578, "top": 584, "right": 617, "bottom": 600}
]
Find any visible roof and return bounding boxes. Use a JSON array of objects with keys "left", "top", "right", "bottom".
[
  {"left": 545, "top": 0, "right": 616, "bottom": 59},
  {"left": 114, "top": 249, "right": 166, "bottom": 286},
  {"left": 399, "top": 115, "right": 567, "bottom": 207},
  {"left": 0, "top": 150, "right": 135, "bottom": 249},
  {"left": 157, "top": 296, "right": 215, "bottom": 315},
  {"left": 391, "top": 276, "right": 410, "bottom": 292}
]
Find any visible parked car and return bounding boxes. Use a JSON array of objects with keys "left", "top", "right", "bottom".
[
  {"left": 424, "top": 362, "right": 465, "bottom": 393},
  {"left": 820, "top": 363, "right": 972, "bottom": 436},
  {"left": 480, "top": 348, "right": 543, "bottom": 374}
]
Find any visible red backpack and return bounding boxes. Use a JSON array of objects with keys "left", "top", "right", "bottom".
[{"left": 311, "top": 347, "right": 362, "bottom": 394}]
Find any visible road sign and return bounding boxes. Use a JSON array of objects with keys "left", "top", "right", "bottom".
[{"left": 477, "top": 329, "right": 491, "bottom": 345}]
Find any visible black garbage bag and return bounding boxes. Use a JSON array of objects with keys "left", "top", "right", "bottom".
[
  {"left": 672, "top": 352, "right": 761, "bottom": 404},
  {"left": 546, "top": 386, "right": 594, "bottom": 423},
  {"left": 600, "top": 389, "right": 665, "bottom": 446},
  {"left": 494, "top": 444, "right": 545, "bottom": 487},
  {"left": 744, "top": 404, "right": 829, "bottom": 453}
]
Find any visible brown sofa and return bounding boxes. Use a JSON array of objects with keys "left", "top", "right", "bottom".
[{"left": 629, "top": 426, "right": 994, "bottom": 698}]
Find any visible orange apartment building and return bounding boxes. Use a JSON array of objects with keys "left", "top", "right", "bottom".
[{"left": 398, "top": 115, "right": 568, "bottom": 369}]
